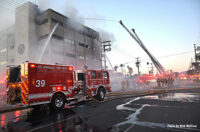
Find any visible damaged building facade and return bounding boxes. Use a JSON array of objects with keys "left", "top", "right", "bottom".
[{"left": 0, "top": 2, "right": 102, "bottom": 80}]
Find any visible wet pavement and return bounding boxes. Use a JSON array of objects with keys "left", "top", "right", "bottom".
[
  {"left": 0, "top": 108, "right": 91, "bottom": 132},
  {"left": 73, "top": 88, "right": 200, "bottom": 132},
  {"left": 113, "top": 92, "right": 200, "bottom": 132},
  {"left": 0, "top": 87, "right": 200, "bottom": 132}
]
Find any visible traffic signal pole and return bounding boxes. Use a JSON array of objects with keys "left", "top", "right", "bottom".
[{"left": 136, "top": 57, "right": 140, "bottom": 76}]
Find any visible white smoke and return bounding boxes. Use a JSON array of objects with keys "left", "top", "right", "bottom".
[
  {"left": 0, "top": 1, "right": 15, "bottom": 31},
  {"left": 37, "top": 0, "right": 85, "bottom": 24},
  {"left": 0, "top": 0, "right": 120, "bottom": 90},
  {"left": 36, "top": 0, "right": 116, "bottom": 41},
  {"left": 97, "top": 28, "right": 116, "bottom": 43}
]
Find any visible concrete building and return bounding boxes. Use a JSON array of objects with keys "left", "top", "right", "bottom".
[
  {"left": 0, "top": 1, "right": 102, "bottom": 76},
  {"left": 0, "top": 26, "right": 15, "bottom": 80}
]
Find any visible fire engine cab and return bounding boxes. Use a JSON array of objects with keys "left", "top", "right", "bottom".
[{"left": 6, "top": 62, "right": 111, "bottom": 110}]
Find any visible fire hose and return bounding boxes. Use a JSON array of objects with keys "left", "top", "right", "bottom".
[{"left": 86, "top": 89, "right": 169, "bottom": 103}]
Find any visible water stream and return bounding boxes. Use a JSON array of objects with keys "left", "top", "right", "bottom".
[{"left": 39, "top": 23, "right": 59, "bottom": 63}]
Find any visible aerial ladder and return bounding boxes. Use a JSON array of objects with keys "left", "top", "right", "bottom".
[{"left": 119, "top": 20, "right": 165, "bottom": 75}]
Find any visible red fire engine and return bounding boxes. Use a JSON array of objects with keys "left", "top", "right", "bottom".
[
  {"left": 6, "top": 62, "right": 111, "bottom": 110},
  {"left": 137, "top": 74, "right": 155, "bottom": 84}
]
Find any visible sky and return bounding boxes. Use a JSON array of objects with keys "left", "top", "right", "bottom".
[
  {"left": 0, "top": 0, "right": 200, "bottom": 74},
  {"left": 76, "top": 0, "right": 200, "bottom": 73}
]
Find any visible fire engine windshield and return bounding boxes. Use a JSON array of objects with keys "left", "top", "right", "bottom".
[{"left": 9, "top": 66, "right": 21, "bottom": 83}]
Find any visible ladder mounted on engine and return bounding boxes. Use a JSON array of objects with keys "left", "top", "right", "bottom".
[{"left": 119, "top": 20, "right": 165, "bottom": 75}]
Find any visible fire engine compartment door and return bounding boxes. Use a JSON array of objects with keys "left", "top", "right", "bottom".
[{"left": 29, "top": 70, "right": 53, "bottom": 100}]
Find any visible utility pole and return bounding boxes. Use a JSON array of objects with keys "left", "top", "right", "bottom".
[
  {"left": 147, "top": 62, "right": 154, "bottom": 75},
  {"left": 102, "top": 41, "right": 111, "bottom": 70},
  {"left": 151, "top": 63, "right": 154, "bottom": 75},
  {"left": 194, "top": 44, "right": 197, "bottom": 65},
  {"left": 194, "top": 44, "right": 199, "bottom": 72},
  {"left": 135, "top": 57, "right": 140, "bottom": 76}
]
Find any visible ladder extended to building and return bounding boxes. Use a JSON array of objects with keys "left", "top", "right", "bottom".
[{"left": 119, "top": 20, "right": 165, "bottom": 75}]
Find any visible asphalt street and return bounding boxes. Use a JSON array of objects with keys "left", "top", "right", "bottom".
[{"left": 0, "top": 85, "right": 200, "bottom": 132}]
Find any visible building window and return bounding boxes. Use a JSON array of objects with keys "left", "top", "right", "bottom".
[
  {"left": 10, "top": 45, "right": 14, "bottom": 49},
  {"left": 0, "top": 61, "right": 7, "bottom": 66},
  {"left": 36, "top": 18, "right": 48, "bottom": 25},
  {"left": 78, "top": 42, "right": 85, "bottom": 47},
  {"left": 39, "top": 34, "right": 48, "bottom": 40},
  {"left": 65, "top": 52, "right": 75, "bottom": 58},
  {"left": 78, "top": 42, "right": 89, "bottom": 48},
  {"left": 64, "top": 38, "right": 74, "bottom": 45},
  {"left": 10, "top": 58, "right": 15, "bottom": 63},
  {"left": 7, "top": 34, "right": 13, "bottom": 38},
  {"left": 51, "top": 18, "right": 63, "bottom": 27},
  {"left": 0, "top": 48, "right": 6, "bottom": 53},
  {"left": 78, "top": 56, "right": 84, "bottom": 60},
  {"left": 52, "top": 34, "right": 64, "bottom": 40}
]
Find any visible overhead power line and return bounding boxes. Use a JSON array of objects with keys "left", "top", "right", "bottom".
[
  {"left": 115, "top": 50, "right": 194, "bottom": 66},
  {"left": 150, "top": 50, "right": 194, "bottom": 60},
  {"left": 83, "top": 18, "right": 118, "bottom": 22}
]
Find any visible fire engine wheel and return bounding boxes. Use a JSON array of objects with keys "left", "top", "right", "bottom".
[
  {"left": 50, "top": 94, "right": 65, "bottom": 111},
  {"left": 96, "top": 87, "right": 106, "bottom": 101}
]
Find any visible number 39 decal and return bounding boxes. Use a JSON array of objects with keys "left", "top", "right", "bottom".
[{"left": 35, "top": 80, "right": 45, "bottom": 87}]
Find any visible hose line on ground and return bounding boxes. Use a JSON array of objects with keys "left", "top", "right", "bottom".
[{"left": 87, "top": 89, "right": 169, "bottom": 103}]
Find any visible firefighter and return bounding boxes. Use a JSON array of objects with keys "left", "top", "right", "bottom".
[
  {"left": 157, "top": 78, "right": 161, "bottom": 88},
  {"left": 169, "top": 77, "right": 172, "bottom": 87},
  {"left": 160, "top": 78, "right": 164, "bottom": 88},
  {"left": 167, "top": 77, "right": 170, "bottom": 87},
  {"left": 164, "top": 78, "right": 168, "bottom": 87},
  {"left": 162, "top": 78, "right": 165, "bottom": 88},
  {"left": 171, "top": 77, "right": 174, "bottom": 87},
  {"left": 121, "top": 80, "right": 125, "bottom": 91},
  {"left": 126, "top": 80, "right": 129, "bottom": 89}
]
